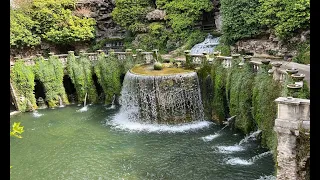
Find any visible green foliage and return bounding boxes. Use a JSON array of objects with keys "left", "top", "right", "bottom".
[
  {"left": 112, "top": 0, "right": 151, "bottom": 33},
  {"left": 153, "top": 62, "right": 163, "bottom": 70},
  {"left": 211, "top": 60, "right": 228, "bottom": 123},
  {"left": 252, "top": 67, "right": 281, "bottom": 151},
  {"left": 214, "top": 44, "right": 231, "bottom": 56},
  {"left": 220, "top": 0, "right": 262, "bottom": 44},
  {"left": 229, "top": 63, "right": 255, "bottom": 134},
  {"left": 10, "top": 60, "right": 37, "bottom": 112},
  {"left": 258, "top": 0, "right": 310, "bottom": 39},
  {"left": 10, "top": 0, "right": 96, "bottom": 48},
  {"left": 293, "top": 42, "right": 310, "bottom": 64},
  {"left": 10, "top": 8, "right": 41, "bottom": 48},
  {"left": 10, "top": 122, "right": 24, "bottom": 139},
  {"left": 197, "top": 63, "right": 214, "bottom": 119},
  {"left": 158, "top": 0, "right": 213, "bottom": 32},
  {"left": 33, "top": 55, "right": 69, "bottom": 108},
  {"left": 66, "top": 52, "right": 98, "bottom": 104},
  {"left": 94, "top": 52, "right": 122, "bottom": 104}
]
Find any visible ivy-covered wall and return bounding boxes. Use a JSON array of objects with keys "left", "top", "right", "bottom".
[
  {"left": 33, "top": 55, "right": 69, "bottom": 108},
  {"left": 10, "top": 60, "right": 37, "bottom": 112},
  {"left": 197, "top": 57, "right": 310, "bottom": 157}
]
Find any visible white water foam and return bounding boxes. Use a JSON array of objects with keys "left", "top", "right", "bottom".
[
  {"left": 216, "top": 145, "right": 245, "bottom": 154},
  {"left": 77, "top": 106, "right": 88, "bottom": 112},
  {"left": 201, "top": 134, "right": 220, "bottom": 142},
  {"left": 32, "top": 111, "right": 43, "bottom": 118},
  {"left": 107, "top": 112, "right": 212, "bottom": 133},
  {"left": 238, "top": 130, "right": 262, "bottom": 145},
  {"left": 106, "top": 104, "right": 116, "bottom": 110},
  {"left": 225, "top": 157, "right": 253, "bottom": 165},
  {"left": 225, "top": 151, "right": 273, "bottom": 166},
  {"left": 256, "top": 175, "right": 276, "bottom": 180}
]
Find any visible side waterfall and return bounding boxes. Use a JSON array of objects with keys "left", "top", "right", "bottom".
[
  {"left": 190, "top": 34, "right": 220, "bottom": 55},
  {"left": 118, "top": 71, "right": 205, "bottom": 124}
]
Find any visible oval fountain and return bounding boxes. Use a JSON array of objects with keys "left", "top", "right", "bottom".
[{"left": 108, "top": 63, "right": 211, "bottom": 132}]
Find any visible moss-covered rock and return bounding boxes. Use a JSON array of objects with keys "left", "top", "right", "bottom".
[{"left": 154, "top": 62, "right": 163, "bottom": 70}]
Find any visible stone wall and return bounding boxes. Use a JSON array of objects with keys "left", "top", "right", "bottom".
[
  {"left": 230, "top": 31, "right": 310, "bottom": 58},
  {"left": 274, "top": 97, "right": 310, "bottom": 180},
  {"left": 76, "top": 0, "right": 126, "bottom": 41}
]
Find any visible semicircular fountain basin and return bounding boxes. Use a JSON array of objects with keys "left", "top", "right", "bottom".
[{"left": 117, "top": 64, "right": 204, "bottom": 124}]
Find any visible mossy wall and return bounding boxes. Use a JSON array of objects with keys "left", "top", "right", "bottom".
[
  {"left": 33, "top": 55, "right": 69, "bottom": 108},
  {"left": 10, "top": 60, "right": 37, "bottom": 112},
  {"left": 66, "top": 51, "right": 98, "bottom": 104},
  {"left": 93, "top": 52, "right": 122, "bottom": 104},
  {"left": 197, "top": 57, "right": 310, "bottom": 157}
]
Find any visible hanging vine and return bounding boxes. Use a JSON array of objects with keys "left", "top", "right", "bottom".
[
  {"left": 252, "top": 64, "right": 282, "bottom": 160},
  {"left": 10, "top": 60, "right": 37, "bottom": 112},
  {"left": 211, "top": 60, "right": 228, "bottom": 123},
  {"left": 66, "top": 51, "right": 98, "bottom": 104},
  {"left": 229, "top": 62, "right": 255, "bottom": 134},
  {"left": 94, "top": 52, "right": 122, "bottom": 104},
  {"left": 33, "top": 55, "right": 69, "bottom": 108}
]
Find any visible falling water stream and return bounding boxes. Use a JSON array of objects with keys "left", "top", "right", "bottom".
[{"left": 190, "top": 34, "right": 220, "bottom": 55}]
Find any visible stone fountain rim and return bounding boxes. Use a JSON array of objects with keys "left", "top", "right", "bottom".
[{"left": 129, "top": 66, "right": 196, "bottom": 77}]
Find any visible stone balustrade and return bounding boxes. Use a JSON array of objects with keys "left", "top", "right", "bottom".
[{"left": 274, "top": 97, "right": 310, "bottom": 180}]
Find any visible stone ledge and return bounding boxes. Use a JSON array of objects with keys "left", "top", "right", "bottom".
[{"left": 275, "top": 97, "right": 310, "bottom": 105}]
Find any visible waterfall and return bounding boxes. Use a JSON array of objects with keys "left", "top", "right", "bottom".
[
  {"left": 225, "top": 151, "right": 272, "bottom": 166},
  {"left": 106, "top": 94, "right": 116, "bottom": 110},
  {"left": 58, "top": 96, "right": 64, "bottom": 107},
  {"left": 116, "top": 71, "right": 205, "bottom": 124},
  {"left": 77, "top": 93, "right": 88, "bottom": 112},
  {"left": 238, "top": 130, "right": 262, "bottom": 145},
  {"left": 190, "top": 34, "right": 220, "bottom": 55},
  {"left": 84, "top": 92, "right": 87, "bottom": 107}
]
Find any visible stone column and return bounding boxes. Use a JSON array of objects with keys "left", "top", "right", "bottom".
[
  {"left": 152, "top": 49, "right": 159, "bottom": 62},
  {"left": 274, "top": 97, "right": 310, "bottom": 180},
  {"left": 272, "top": 62, "right": 282, "bottom": 81}
]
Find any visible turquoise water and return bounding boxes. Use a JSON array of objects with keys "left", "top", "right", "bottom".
[{"left": 10, "top": 104, "right": 275, "bottom": 180}]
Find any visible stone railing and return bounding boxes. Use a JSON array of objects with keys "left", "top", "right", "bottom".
[
  {"left": 274, "top": 97, "right": 310, "bottom": 180},
  {"left": 10, "top": 49, "right": 156, "bottom": 68}
]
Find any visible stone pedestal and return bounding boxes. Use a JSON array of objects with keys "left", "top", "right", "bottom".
[{"left": 274, "top": 97, "right": 310, "bottom": 180}]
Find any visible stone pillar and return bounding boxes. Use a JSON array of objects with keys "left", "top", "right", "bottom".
[
  {"left": 152, "top": 49, "right": 159, "bottom": 62},
  {"left": 136, "top": 49, "right": 143, "bottom": 64},
  {"left": 272, "top": 62, "right": 282, "bottom": 81},
  {"left": 274, "top": 97, "right": 310, "bottom": 180}
]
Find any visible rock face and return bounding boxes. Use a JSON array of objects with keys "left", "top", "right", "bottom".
[
  {"left": 212, "top": 0, "right": 222, "bottom": 32},
  {"left": 76, "top": 0, "right": 126, "bottom": 41},
  {"left": 231, "top": 36, "right": 293, "bottom": 57}
]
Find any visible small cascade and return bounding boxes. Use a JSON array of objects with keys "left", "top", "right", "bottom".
[
  {"left": 201, "top": 133, "right": 220, "bottom": 142},
  {"left": 190, "top": 34, "right": 220, "bottom": 55},
  {"left": 58, "top": 96, "right": 64, "bottom": 108},
  {"left": 84, "top": 92, "right": 87, "bottom": 107},
  {"left": 77, "top": 93, "right": 88, "bottom": 112},
  {"left": 256, "top": 175, "right": 276, "bottom": 180},
  {"left": 106, "top": 94, "right": 116, "bottom": 110},
  {"left": 249, "top": 151, "right": 272, "bottom": 163},
  {"left": 225, "top": 151, "right": 272, "bottom": 166},
  {"left": 238, "top": 130, "right": 262, "bottom": 145}
]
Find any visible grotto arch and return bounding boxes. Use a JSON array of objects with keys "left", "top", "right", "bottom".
[
  {"left": 92, "top": 73, "right": 104, "bottom": 103},
  {"left": 63, "top": 75, "right": 77, "bottom": 104},
  {"left": 34, "top": 79, "right": 47, "bottom": 108}
]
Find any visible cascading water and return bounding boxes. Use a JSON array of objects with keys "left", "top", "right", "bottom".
[
  {"left": 108, "top": 70, "right": 211, "bottom": 132},
  {"left": 118, "top": 71, "right": 204, "bottom": 124},
  {"left": 238, "top": 129, "right": 262, "bottom": 145},
  {"left": 77, "top": 93, "right": 88, "bottom": 112},
  {"left": 106, "top": 94, "right": 116, "bottom": 110},
  {"left": 58, "top": 96, "right": 64, "bottom": 108},
  {"left": 190, "top": 34, "right": 220, "bottom": 55}
]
